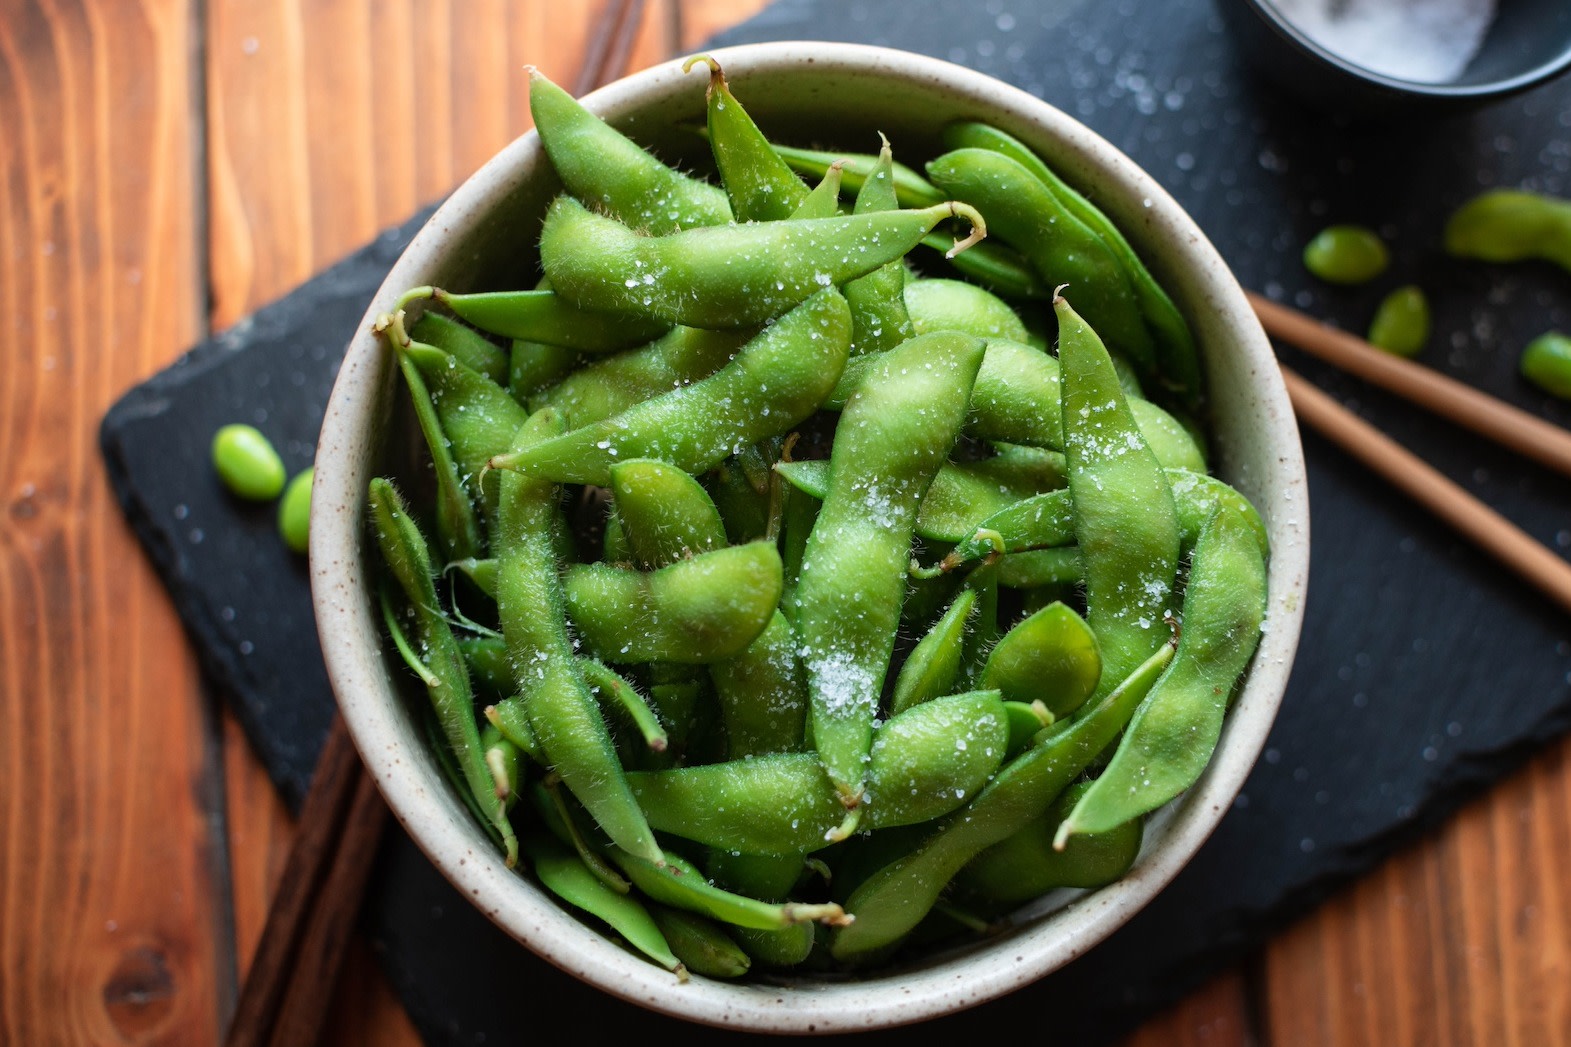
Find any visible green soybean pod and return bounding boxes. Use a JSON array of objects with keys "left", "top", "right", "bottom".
[
  {"left": 523, "top": 835, "right": 684, "bottom": 977},
  {"left": 369, "top": 479, "right": 517, "bottom": 865},
  {"left": 708, "top": 610, "right": 808, "bottom": 758},
  {"left": 532, "top": 325, "right": 749, "bottom": 429},
  {"left": 495, "top": 409, "right": 663, "bottom": 867},
  {"left": 1367, "top": 285, "right": 1431, "bottom": 357},
  {"left": 608, "top": 458, "right": 726, "bottom": 569},
  {"left": 561, "top": 542, "right": 784, "bottom": 664},
  {"left": 495, "top": 289, "right": 851, "bottom": 487},
  {"left": 648, "top": 906, "right": 752, "bottom": 979},
  {"left": 212, "top": 424, "right": 287, "bottom": 501},
  {"left": 1055, "top": 502, "right": 1268, "bottom": 845},
  {"left": 538, "top": 195, "right": 985, "bottom": 328},
  {"left": 407, "top": 309, "right": 509, "bottom": 385},
  {"left": 795, "top": 330, "right": 987, "bottom": 816},
  {"left": 792, "top": 160, "right": 848, "bottom": 220},
  {"left": 609, "top": 849, "right": 849, "bottom": 931},
  {"left": 427, "top": 287, "right": 669, "bottom": 353},
  {"left": 1444, "top": 189, "right": 1571, "bottom": 272},
  {"left": 528, "top": 66, "right": 732, "bottom": 234},
  {"left": 731, "top": 922, "right": 816, "bottom": 969},
  {"left": 862, "top": 689, "right": 1009, "bottom": 830},
  {"left": 1521, "top": 331, "right": 1571, "bottom": 399},
  {"left": 687, "top": 54, "right": 808, "bottom": 222},
  {"left": 1302, "top": 224, "right": 1389, "bottom": 284},
  {"left": 926, "top": 148, "right": 1156, "bottom": 373},
  {"left": 843, "top": 135, "right": 916, "bottom": 357},
  {"left": 940, "top": 120, "right": 1202, "bottom": 407},
  {"left": 954, "top": 780, "right": 1143, "bottom": 910},
  {"left": 277, "top": 467, "right": 313, "bottom": 554},
  {"left": 903, "top": 278, "right": 1030, "bottom": 343},
  {"left": 888, "top": 588, "right": 978, "bottom": 715},
  {"left": 1057, "top": 293, "right": 1181, "bottom": 700},
  {"left": 979, "top": 601, "right": 1101, "bottom": 719},
  {"left": 829, "top": 639, "right": 1175, "bottom": 960}
]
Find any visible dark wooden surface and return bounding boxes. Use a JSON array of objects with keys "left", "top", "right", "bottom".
[{"left": 6, "top": 1, "right": 1571, "bottom": 1043}]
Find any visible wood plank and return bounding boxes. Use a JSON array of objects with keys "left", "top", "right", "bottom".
[
  {"left": 202, "top": 2, "right": 703, "bottom": 1041},
  {"left": 0, "top": 1, "right": 226, "bottom": 1044},
  {"left": 1260, "top": 735, "right": 1571, "bottom": 1047},
  {"left": 1117, "top": 969, "right": 1257, "bottom": 1047}
]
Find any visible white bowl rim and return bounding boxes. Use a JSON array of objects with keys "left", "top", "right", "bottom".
[{"left": 310, "top": 39, "right": 1310, "bottom": 1033}]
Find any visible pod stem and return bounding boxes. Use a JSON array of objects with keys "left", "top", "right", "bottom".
[
  {"left": 941, "top": 202, "right": 988, "bottom": 256},
  {"left": 681, "top": 53, "right": 724, "bottom": 93}
]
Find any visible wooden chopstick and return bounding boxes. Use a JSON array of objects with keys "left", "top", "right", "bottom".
[
  {"left": 1249, "top": 291, "right": 1571, "bottom": 480},
  {"left": 224, "top": 716, "right": 368, "bottom": 1047},
  {"left": 1282, "top": 366, "right": 1571, "bottom": 616},
  {"left": 264, "top": 769, "right": 390, "bottom": 1047},
  {"left": 573, "top": 0, "right": 645, "bottom": 98},
  {"left": 225, "top": 8, "right": 656, "bottom": 1047}
]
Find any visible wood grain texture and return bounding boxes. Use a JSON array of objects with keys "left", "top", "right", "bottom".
[
  {"left": 1118, "top": 971, "right": 1258, "bottom": 1047},
  {"left": 201, "top": 2, "right": 721, "bottom": 1041},
  {"left": 0, "top": 1, "right": 227, "bottom": 1044},
  {"left": 1261, "top": 734, "right": 1571, "bottom": 1047}
]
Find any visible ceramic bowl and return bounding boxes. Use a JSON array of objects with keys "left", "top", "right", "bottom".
[
  {"left": 1216, "top": 0, "right": 1571, "bottom": 115},
  {"left": 310, "top": 41, "right": 1310, "bottom": 1033}
]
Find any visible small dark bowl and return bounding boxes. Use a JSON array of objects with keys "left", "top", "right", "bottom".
[{"left": 1216, "top": 0, "right": 1571, "bottom": 116}]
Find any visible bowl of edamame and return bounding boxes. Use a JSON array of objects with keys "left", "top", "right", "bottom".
[{"left": 311, "top": 42, "right": 1309, "bottom": 1032}]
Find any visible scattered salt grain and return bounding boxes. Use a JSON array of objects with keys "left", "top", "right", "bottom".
[{"left": 1269, "top": 0, "right": 1495, "bottom": 83}]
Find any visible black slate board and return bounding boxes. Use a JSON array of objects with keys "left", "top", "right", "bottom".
[{"left": 101, "top": 0, "right": 1571, "bottom": 1042}]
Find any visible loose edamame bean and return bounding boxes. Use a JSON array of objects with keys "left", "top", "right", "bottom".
[
  {"left": 212, "top": 424, "right": 286, "bottom": 501},
  {"left": 277, "top": 467, "right": 313, "bottom": 554},
  {"left": 1367, "top": 285, "right": 1430, "bottom": 357},
  {"left": 1520, "top": 331, "right": 1571, "bottom": 399},
  {"left": 1302, "top": 224, "right": 1389, "bottom": 284},
  {"left": 1444, "top": 189, "right": 1571, "bottom": 273}
]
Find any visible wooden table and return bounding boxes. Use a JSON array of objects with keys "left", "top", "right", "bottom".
[{"left": 4, "top": 1, "right": 1569, "bottom": 1043}]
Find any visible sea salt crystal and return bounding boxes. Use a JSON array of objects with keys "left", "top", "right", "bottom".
[{"left": 1269, "top": 0, "right": 1495, "bottom": 83}]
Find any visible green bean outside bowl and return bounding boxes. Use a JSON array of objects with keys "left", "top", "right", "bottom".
[
  {"left": 278, "top": 467, "right": 315, "bottom": 554},
  {"left": 1302, "top": 225, "right": 1389, "bottom": 285},
  {"left": 1366, "top": 285, "right": 1430, "bottom": 357},
  {"left": 1520, "top": 331, "right": 1571, "bottom": 400},
  {"left": 211, "top": 423, "right": 287, "bottom": 501}
]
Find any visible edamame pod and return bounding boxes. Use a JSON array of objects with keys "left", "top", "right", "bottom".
[
  {"left": 562, "top": 542, "right": 784, "bottom": 664},
  {"left": 609, "top": 849, "right": 849, "bottom": 931},
  {"left": 941, "top": 120, "right": 1202, "bottom": 406},
  {"left": 1444, "top": 189, "right": 1571, "bottom": 273},
  {"left": 649, "top": 906, "right": 752, "bottom": 979},
  {"left": 687, "top": 54, "right": 808, "bottom": 222},
  {"left": 843, "top": 135, "right": 916, "bottom": 357},
  {"left": 955, "top": 780, "right": 1143, "bottom": 910},
  {"left": 524, "top": 835, "right": 683, "bottom": 977},
  {"left": 889, "top": 588, "right": 977, "bottom": 715},
  {"left": 609, "top": 458, "right": 727, "bottom": 569},
  {"left": 496, "top": 290, "right": 851, "bottom": 486},
  {"left": 1057, "top": 294, "right": 1181, "bottom": 699},
  {"left": 370, "top": 479, "right": 517, "bottom": 865},
  {"left": 796, "top": 331, "right": 987, "bottom": 816},
  {"left": 495, "top": 409, "right": 663, "bottom": 866},
  {"left": 532, "top": 325, "right": 749, "bottom": 429},
  {"left": 979, "top": 601, "right": 1101, "bottom": 719},
  {"left": 1055, "top": 502, "right": 1267, "bottom": 844},
  {"left": 428, "top": 287, "right": 668, "bottom": 352},
  {"left": 628, "top": 690, "right": 1009, "bottom": 853},
  {"left": 904, "top": 278, "right": 1030, "bottom": 343},
  {"left": 408, "top": 310, "right": 508, "bottom": 385},
  {"left": 528, "top": 67, "right": 731, "bottom": 234},
  {"left": 928, "top": 148, "right": 1155, "bottom": 372},
  {"left": 829, "top": 639, "right": 1175, "bottom": 960},
  {"left": 539, "top": 195, "right": 985, "bottom": 328}
]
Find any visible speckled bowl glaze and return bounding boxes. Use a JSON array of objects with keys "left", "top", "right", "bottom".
[{"left": 311, "top": 42, "right": 1309, "bottom": 1033}]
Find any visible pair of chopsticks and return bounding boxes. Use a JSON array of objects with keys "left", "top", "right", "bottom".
[
  {"left": 223, "top": 3, "right": 653, "bottom": 1046},
  {"left": 1250, "top": 292, "right": 1571, "bottom": 616}
]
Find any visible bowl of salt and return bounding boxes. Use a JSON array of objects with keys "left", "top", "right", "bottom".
[{"left": 1217, "top": 0, "right": 1571, "bottom": 114}]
